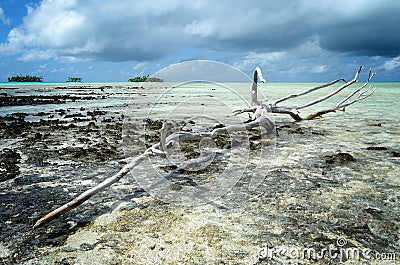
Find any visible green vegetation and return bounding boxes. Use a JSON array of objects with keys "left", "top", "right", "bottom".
[
  {"left": 67, "top": 77, "right": 82, "bottom": 82},
  {"left": 147, "top": 77, "right": 164, "bottom": 82},
  {"left": 8, "top": 75, "right": 43, "bottom": 82},
  {"left": 128, "top": 75, "right": 163, "bottom": 82}
]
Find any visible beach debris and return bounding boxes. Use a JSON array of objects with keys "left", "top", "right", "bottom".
[{"left": 33, "top": 66, "right": 376, "bottom": 229}]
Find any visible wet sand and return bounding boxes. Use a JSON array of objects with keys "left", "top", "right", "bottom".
[{"left": 0, "top": 84, "right": 399, "bottom": 264}]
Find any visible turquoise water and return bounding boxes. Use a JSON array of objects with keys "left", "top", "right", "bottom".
[
  {"left": 0, "top": 82, "right": 134, "bottom": 86},
  {"left": 0, "top": 82, "right": 399, "bottom": 263},
  {"left": 1, "top": 81, "right": 398, "bottom": 156},
  {"left": 1, "top": 82, "right": 399, "bottom": 119},
  {"left": 269, "top": 80, "right": 400, "bottom": 123}
]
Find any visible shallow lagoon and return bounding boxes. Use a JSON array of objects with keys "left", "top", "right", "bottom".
[{"left": 0, "top": 82, "right": 399, "bottom": 264}]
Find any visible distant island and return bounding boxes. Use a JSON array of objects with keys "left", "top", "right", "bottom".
[
  {"left": 128, "top": 75, "right": 163, "bottom": 82},
  {"left": 67, "top": 77, "right": 82, "bottom": 82},
  {"left": 8, "top": 75, "right": 43, "bottom": 82},
  {"left": 6, "top": 74, "right": 163, "bottom": 83}
]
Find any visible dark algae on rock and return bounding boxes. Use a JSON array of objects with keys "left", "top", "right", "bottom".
[
  {"left": 0, "top": 149, "right": 21, "bottom": 182},
  {"left": 0, "top": 87, "right": 133, "bottom": 264},
  {"left": 324, "top": 152, "right": 355, "bottom": 164}
]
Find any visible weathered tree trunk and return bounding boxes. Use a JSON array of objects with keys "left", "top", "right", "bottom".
[{"left": 33, "top": 66, "right": 375, "bottom": 229}]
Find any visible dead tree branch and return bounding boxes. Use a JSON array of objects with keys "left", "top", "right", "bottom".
[
  {"left": 33, "top": 154, "right": 148, "bottom": 229},
  {"left": 33, "top": 110, "right": 274, "bottom": 229},
  {"left": 272, "top": 78, "right": 347, "bottom": 107},
  {"left": 251, "top": 67, "right": 266, "bottom": 106},
  {"left": 294, "top": 66, "right": 362, "bottom": 110},
  {"left": 236, "top": 66, "right": 376, "bottom": 121},
  {"left": 33, "top": 65, "right": 376, "bottom": 228},
  {"left": 304, "top": 70, "right": 376, "bottom": 120}
]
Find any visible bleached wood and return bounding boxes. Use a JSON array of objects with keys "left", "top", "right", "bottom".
[
  {"left": 272, "top": 78, "right": 346, "bottom": 107},
  {"left": 33, "top": 109, "right": 274, "bottom": 229},
  {"left": 295, "top": 66, "right": 363, "bottom": 110},
  {"left": 251, "top": 66, "right": 266, "bottom": 106},
  {"left": 237, "top": 66, "right": 375, "bottom": 121},
  {"left": 33, "top": 154, "right": 148, "bottom": 229},
  {"left": 33, "top": 65, "right": 375, "bottom": 228}
]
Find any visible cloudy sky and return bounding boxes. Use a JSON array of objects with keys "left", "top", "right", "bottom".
[{"left": 0, "top": 0, "right": 399, "bottom": 82}]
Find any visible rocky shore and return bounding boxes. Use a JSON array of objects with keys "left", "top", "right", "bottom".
[
  {"left": 0, "top": 85, "right": 399, "bottom": 264},
  {"left": 0, "top": 86, "right": 139, "bottom": 264}
]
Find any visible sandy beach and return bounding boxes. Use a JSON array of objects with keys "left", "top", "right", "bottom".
[{"left": 0, "top": 83, "right": 399, "bottom": 264}]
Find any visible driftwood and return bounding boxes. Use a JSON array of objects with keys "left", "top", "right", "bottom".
[
  {"left": 33, "top": 66, "right": 375, "bottom": 229},
  {"left": 234, "top": 66, "right": 375, "bottom": 121},
  {"left": 33, "top": 111, "right": 274, "bottom": 229}
]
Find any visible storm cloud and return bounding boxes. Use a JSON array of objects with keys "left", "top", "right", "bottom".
[
  {"left": 1, "top": 0, "right": 399, "bottom": 62},
  {"left": 0, "top": 0, "right": 399, "bottom": 81}
]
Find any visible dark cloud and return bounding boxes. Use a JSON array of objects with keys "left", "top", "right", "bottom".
[
  {"left": 199, "top": 1, "right": 400, "bottom": 57},
  {"left": 315, "top": 3, "right": 400, "bottom": 57},
  {"left": 0, "top": 0, "right": 399, "bottom": 63}
]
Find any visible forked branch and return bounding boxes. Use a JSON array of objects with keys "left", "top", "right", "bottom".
[
  {"left": 33, "top": 65, "right": 376, "bottom": 229},
  {"left": 272, "top": 78, "right": 347, "bottom": 107},
  {"left": 236, "top": 66, "right": 376, "bottom": 121}
]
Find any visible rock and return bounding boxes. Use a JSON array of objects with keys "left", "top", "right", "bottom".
[
  {"left": 363, "top": 207, "right": 384, "bottom": 219},
  {"left": 324, "top": 152, "right": 355, "bottom": 164},
  {"left": 367, "top": 147, "right": 400, "bottom": 156},
  {"left": 27, "top": 150, "right": 49, "bottom": 166},
  {"left": 34, "top": 133, "right": 42, "bottom": 140},
  {"left": 367, "top": 146, "right": 388, "bottom": 151},
  {"left": 64, "top": 113, "right": 86, "bottom": 119},
  {"left": 3, "top": 120, "right": 31, "bottom": 138},
  {"left": 87, "top": 110, "right": 107, "bottom": 116},
  {"left": 288, "top": 127, "right": 305, "bottom": 134},
  {"left": 212, "top": 123, "right": 225, "bottom": 130},
  {"left": 145, "top": 118, "right": 163, "bottom": 130},
  {"left": 392, "top": 151, "right": 400, "bottom": 157},
  {"left": 0, "top": 149, "right": 21, "bottom": 182}
]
